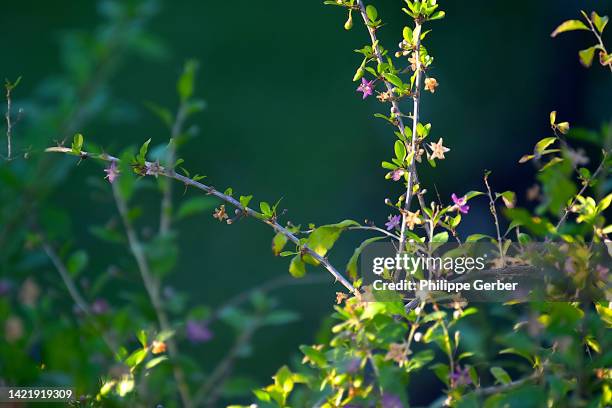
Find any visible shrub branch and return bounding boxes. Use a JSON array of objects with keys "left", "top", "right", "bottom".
[{"left": 45, "top": 146, "right": 358, "bottom": 296}]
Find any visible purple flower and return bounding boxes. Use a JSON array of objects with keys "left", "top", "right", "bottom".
[
  {"left": 186, "top": 320, "right": 213, "bottom": 343},
  {"left": 451, "top": 193, "right": 470, "bottom": 214},
  {"left": 103, "top": 161, "right": 120, "bottom": 183},
  {"left": 391, "top": 168, "right": 405, "bottom": 181},
  {"left": 381, "top": 393, "right": 404, "bottom": 408},
  {"left": 356, "top": 77, "right": 374, "bottom": 99},
  {"left": 385, "top": 215, "right": 401, "bottom": 231},
  {"left": 91, "top": 298, "right": 109, "bottom": 315},
  {"left": 346, "top": 358, "right": 361, "bottom": 374},
  {"left": 0, "top": 279, "right": 12, "bottom": 296},
  {"left": 450, "top": 365, "right": 472, "bottom": 387}
]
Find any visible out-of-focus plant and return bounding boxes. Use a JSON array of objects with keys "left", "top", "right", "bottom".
[
  {"left": 1, "top": 1, "right": 310, "bottom": 407},
  {"left": 7, "top": 1, "right": 612, "bottom": 407}
]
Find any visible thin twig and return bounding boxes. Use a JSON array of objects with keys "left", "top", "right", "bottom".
[
  {"left": 585, "top": 16, "right": 612, "bottom": 74},
  {"left": 554, "top": 151, "right": 608, "bottom": 234},
  {"left": 349, "top": 225, "right": 400, "bottom": 240},
  {"left": 484, "top": 172, "right": 505, "bottom": 265},
  {"left": 473, "top": 370, "right": 542, "bottom": 396},
  {"left": 41, "top": 240, "right": 118, "bottom": 353},
  {"left": 209, "top": 274, "right": 329, "bottom": 323},
  {"left": 46, "top": 147, "right": 359, "bottom": 296},
  {"left": 354, "top": 0, "right": 430, "bottom": 251},
  {"left": 195, "top": 318, "right": 260, "bottom": 407},
  {"left": 160, "top": 103, "right": 188, "bottom": 235},
  {"left": 111, "top": 183, "right": 193, "bottom": 408},
  {"left": 4, "top": 79, "right": 17, "bottom": 160}
]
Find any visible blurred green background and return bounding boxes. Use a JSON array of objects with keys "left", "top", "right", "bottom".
[{"left": 1, "top": 0, "right": 610, "bottom": 402}]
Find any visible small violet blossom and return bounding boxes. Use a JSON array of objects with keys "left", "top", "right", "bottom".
[
  {"left": 186, "top": 320, "right": 213, "bottom": 343},
  {"left": 91, "top": 298, "right": 109, "bottom": 315},
  {"left": 450, "top": 365, "right": 472, "bottom": 386},
  {"left": 103, "top": 161, "right": 120, "bottom": 183},
  {"left": 356, "top": 77, "right": 374, "bottom": 99},
  {"left": 391, "top": 168, "right": 405, "bottom": 181},
  {"left": 0, "top": 279, "right": 12, "bottom": 296},
  {"left": 451, "top": 193, "right": 470, "bottom": 214},
  {"left": 385, "top": 214, "right": 401, "bottom": 231},
  {"left": 381, "top": 392, "right": 404, "bottom": 408}
]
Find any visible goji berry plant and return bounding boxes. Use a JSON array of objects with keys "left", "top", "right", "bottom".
[{"left": 2, "top": 1, "right": 611, "bottom": 407}]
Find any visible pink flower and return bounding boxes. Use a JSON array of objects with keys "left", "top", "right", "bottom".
[
  {"left": 104, "top": 161, "right": 120, "bottom": 183},
  {"left": 186, "top": 320, "right": 213, "bottom": 343},
  {"left": 385, "top": 214, "right": 401, "bottom": 231},
  {"left": 451, "top": 193, "right": 470, "bottom": 214},
  {"left": 356, "top": 77, "right": 374, "bottom": 99},
  {"left": 450, "top": 365, "right": 472, "bottom": 386},
  {"left": 381, "top": 393, "right": 404, "bottom": 408},
  {"left": 391, "top": 168, "right": 405, "bottom": 181},
  {"left": 91, "top": 298, "right": 109, "bottom": 315}
]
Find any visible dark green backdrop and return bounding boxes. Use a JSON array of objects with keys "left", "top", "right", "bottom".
[{"left": 1, "top": 0, "right": 610, "bottom": 391}]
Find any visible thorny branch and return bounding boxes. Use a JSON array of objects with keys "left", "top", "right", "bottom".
[
  {"left": 484, "top": 172, "right": 505, "bottom": 265},
  {"left": 46, "top": 146, "right": 359, "bottom": 296},
  {"left": 355, "top": 0, "right": 430, "bottom": 252},
  {"left": 4, "top": 78, "right": 20, "bottom": 160}
]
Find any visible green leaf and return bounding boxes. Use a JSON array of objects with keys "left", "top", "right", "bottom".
[
  {"left": 540, "top": 157, "right": 564, "bottom": 172},
  {"left": 429, "top": 10, "right": 445, "bottom": 20},
  {"left": 499, "top": 348, "right": 534, "bottom": 364},
  {"left": 382, "top": 161, "right": 398, "bottom": 170},
  {"left": 490, "top": 366, "right": 512, "bottom": 385},
  {"left": 67, "top": 250, "right": 88, "bottom": 277},
  {"left": 497, "top": 191, "right": 516, "bottom": 208},
  {"left": 300, "top": 345, "right": 327, "bottom": 367},
  {"left": 263, "top": 310, "right": 299, "bottom": 326},
  {"left": 535, "top": 137, "right": 557, "bottom": 154},
  {"left": 466, "top": 234, "right": 491, "bottom": 242},
  {"left": 124, "top": 348, "right": 148, "bottom": 368},
  {"left": 136, "top": 138, "right": 151, "bottom": 165},
  {"left": 239, "top": 195, "right": 253, "bottom": 208},
  {"left": 177, "top": 59, "right": 198, "bottom": 102},
  {"left": 252, "top": 389, "right": 271, "bottom": 402},
  {"left": 260, "top": 201, "right": 272, "bottom": 217},
  {"left": 504, "top": 208, "right": 554, "bottom": 236},
  {"left": 431, "top": 231, "right": 449, "bottom": 243},
  {"left": 137, "top": 330, "right": 147, "bottom": 347},
  {"left": 272, "top": 232, "right": 288, "bottom": 256},
  {"left": 305, "top": 220, "right": 359, "bottom": 262},
  {"left": 578, "top": 46, "right": 597, "bottom": 67},
  {"left": 383, "top": 73, "right": 404, "bottom": 88},
  {"left": 596, "top": 193, "right": 612, "bottom": 213},
  {"left": 346, "top": 236, "right": 385, "bottom": 280},
  {"left": 273, "top": 366, "right": 294, "bottom": 394},
  {"left": 430, "top": 363, "right": 450, "bottom": 386},
  {"left": 155, "top": 330, "right": 175, "bottom": 342},
  {"left": 591, "top": 12, "right": 609, "bottom": 34},
  {"left": 176, "top": 196, "right": 217, "bottom": 219},
  {"left": 464, "top": 191, "right": 485, "bottom": 200},
  {"left": 145, "top": 356, "right": 168, "bottom": 370},
  {"left": 71, "top": 133, "right": 84, "bottom": 154},
  {"left": 365, "top": 5, "right": 378, "bottom": 22},
  {"left": 551, "top": 20, "right": 589, "bottom": 37},
  {"left": 394, "top": 140, "right": 407, "bottom": 161},
  {"left": 289, "top": 255, "right": 306, "bottom": 278},
  {"left": 403, "top": 26, "right": 413, "bottom": 42},
  {"left": 144, "top": 101, "right": 173, "bottom": 128}
]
